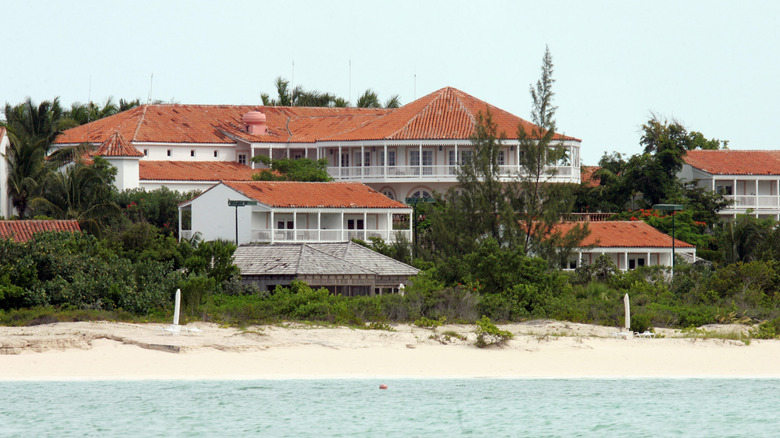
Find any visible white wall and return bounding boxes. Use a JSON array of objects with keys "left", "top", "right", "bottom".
[
  {"left": 107, "top": 157, "right": 140, "bottom": 192},
  {"left": 137, "top": 143, "right": 239, "bottom": 162},
  {"left": 189, "top": 184, "right": 254, "bottom": 244}
]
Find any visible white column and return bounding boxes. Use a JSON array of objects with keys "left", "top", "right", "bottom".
[
  {"left": 318, "top": 210, "right": 322, "bottom": 242},
  {"left": 647, "top": 251, "right": 651, "bottom": 266},
  {"left": 363, "top": 211, "right": 367, "bottom": 241},
  {"left": 383, "top": 143, "right": 388, "bottom": 177},
  {"left": 418, "top": 143, "right": 422, "bottom": 176},
  {"left": 360, "top": 144, "right": 365, "bottom": 177},
  {"left": 270, "top": 211, "right": 275, "bottom": 244},
  {"left": 387, "top": 212, "right": 391, "bottom": 241},
  {"left": 178, "top": 206, "right": 183, "bottom": 242},
  {"left": 339, "top": 145, "right": 342, "bottom": 178},
  {"left": 340, "top": 211, "right": 345, "bottom": 241},
  {"left": 624, "top": 252, "right": 629, "bottom": 271},
  {"left": 577, "top": 251, "right": 582, "bottom": 268},
  {"left": 293, "top": 211, "right": 297, "bottom": 242},
  {"left": 454, "top": 144, "right": 458, "bottom": 173}
]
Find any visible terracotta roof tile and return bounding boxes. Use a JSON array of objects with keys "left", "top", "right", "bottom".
[
  {"left": 222, "top": 181, "right": 408, "bottom": 209},
  {"left": 580, "top": 166, "right": 601, "bottom": 187},
  {"left": 683, "top": 150, "right": 780, "bottom": 175},
  {"left": 94, "top": 132, "right": 144, "bottom": 157},
  {"left": 0, "top": 220, "right": 81, "bottom": 243},
  {"left": 139, "top": 161, "right": 261, "bottom": 181},
  {"left": 55, "top": 87, "right": 579, "bottom": 146},
  {"left": 555, "top": 221, "right": 694, "bottom": 248}
]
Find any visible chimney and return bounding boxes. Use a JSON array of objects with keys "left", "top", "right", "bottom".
[{"left": 243, "top": 111, "right": 267, "bottom": 135}]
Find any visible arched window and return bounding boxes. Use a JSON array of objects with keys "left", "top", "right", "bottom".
[
  {"left": 382, "top": 190, "right": 395, "bottom": 200},
  {"left": 409, "top": 189, "right": 432, "bottom": 200}
]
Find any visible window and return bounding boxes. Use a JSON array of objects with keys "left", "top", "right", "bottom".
[
  {"left": 347, "top": 219, "right": 364, "bottom": 230},
  {"left": 294, "top": 153, "right": 302, "bottom": 160},
  {"left": 409, "top": 189, "right": 432, "bottom": 199},
  {"left": 364, "top": 151, "right": 371, "bottom": 167},
  {"left": 410, "top": 150, "right": 433, "bottom": 174},
  {"left": 213, "top": 150, "right": 219, "bottom": 158},
  {"left": 382, "top": 189, "right": 395, "bottom": 200},
  {"left": 143, "top": 149, "right": 149, "bottom": 156},
  {"left": 498, "top": 151, "right": 505, "bottom": 166},
  {"left": 341, "top": 153, "right": 350, "bottom": 167},
  {"left": 238, "top": 154, "right": 247, "bottom": 165},
  {"left": 167, "top": 149, "right": 172, "bottom": 157},
  {"left": 378, "top": 150, "right": 396, "bottom": 166},
  {"left": 190, "top": 150, "right": 195, "bottom": 157}
]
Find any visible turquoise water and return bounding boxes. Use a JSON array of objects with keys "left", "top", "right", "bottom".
[{"left": 1, "top": 379, "right": 778, "bottom": 437}]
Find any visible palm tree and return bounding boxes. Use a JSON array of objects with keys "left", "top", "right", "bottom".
[
  {"left": 2, "top": 98, "right": 67, "bottom": 217},
  {"left": 356, "top": 89, "right": 401, "bottom": 108},
  {"left": 30, "top": 157, "right": 120, "bottom": 235}
]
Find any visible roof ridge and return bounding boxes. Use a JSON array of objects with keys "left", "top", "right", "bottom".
[
  {"left": 387, "top": 89, "right": 446, "bottom": 139},
  {"left": 132, "top": 105, "right": 149, "bottom": 141},
  {"left": 451, "top": 88, "right": 478, "bottom": 127}
]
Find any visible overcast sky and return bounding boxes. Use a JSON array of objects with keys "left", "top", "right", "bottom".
[{"left": 3, "top": 0, "right": 778, "bottom": 165}]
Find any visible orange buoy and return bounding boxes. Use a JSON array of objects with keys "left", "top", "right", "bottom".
[{"left": 379, "top": 384, "right": 388, "bottom": 390}]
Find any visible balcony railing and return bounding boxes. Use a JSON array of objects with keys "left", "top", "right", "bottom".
[
  {"left": 724, "top": 195, "right": 780, "bottom": 209},
  {"left": 250, "top": 228, "right": 412, "bottom": 243},
  {"left": 329, "top": 165, "right": 575, "bottom": 182}
]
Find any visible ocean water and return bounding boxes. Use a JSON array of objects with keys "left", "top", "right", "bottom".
[{"left": 0, "top": 378, "right": 778, "bottom": 437}]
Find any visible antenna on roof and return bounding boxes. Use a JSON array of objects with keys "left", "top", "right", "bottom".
[
  {"left": 291, "top": 61, "right": 295, "bottom": 106},
  {"left": 147, "top": 73, "right": 154, "bottom": 104},
  {"left": 87, "top": 75, "right": 92, "bottom": 138},
  {"left": 414, "top": 73, "right": 417, "bottom": 101},
  {"left": 349, "top": 59, "right": 352, "bottom": 106}
]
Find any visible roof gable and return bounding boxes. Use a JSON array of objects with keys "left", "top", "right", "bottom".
[
  {"left": 95, "top": 132, "right": 144, "bottom": 157},
  {"left": 221, "top": 181, "right": 407, "bottom": 208},
  {"left": 0, "top": 220, "right": 81, "bottom": 243},
  {"left": 683, "top": 150, "right": 780, "bottom": 175},
  {"left": 556, "top": 221, "right": 694, "bottom": 248}
]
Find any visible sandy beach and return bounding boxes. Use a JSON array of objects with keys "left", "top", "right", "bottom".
[{"left": 1, "top": 320, "right": 779, "bottom": 380}]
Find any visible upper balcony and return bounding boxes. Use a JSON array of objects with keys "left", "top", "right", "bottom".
[{"left": 329, "top": 164, "right": 577, "bottom": 183}]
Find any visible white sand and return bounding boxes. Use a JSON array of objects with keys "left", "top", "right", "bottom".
[{"left": 1, "top": 321, "right": 779, "bottom": 380}]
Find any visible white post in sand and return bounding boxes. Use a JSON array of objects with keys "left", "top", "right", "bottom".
[
  {"left": 624, "top": 293, "right": 631, "bottom": 334},
  {"left": 173, "top": 288, "right": 181, "bottom": 326}
]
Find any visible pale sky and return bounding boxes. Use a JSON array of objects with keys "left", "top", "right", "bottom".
[{"left": 3, "top": 0, "right": 778, "bottom": 165}]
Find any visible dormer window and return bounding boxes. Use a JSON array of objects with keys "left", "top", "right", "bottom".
[{"left": 238, "top": 154, "right": 247, "bottom": 165}]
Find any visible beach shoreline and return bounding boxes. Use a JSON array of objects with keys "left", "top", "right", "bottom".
[{"left": 2, "top": 321, "right": 779, "bottom": 381}]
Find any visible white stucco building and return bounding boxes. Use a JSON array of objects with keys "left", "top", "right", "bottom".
[
  {"left": 178, "top": 181, "right": 413, "bottom": 245},
  {"left": 681, "top": 150, "right": 780, "bottom": 219},
  {"left": 51, "top": 87, "right": 582, "bottom": 201}
]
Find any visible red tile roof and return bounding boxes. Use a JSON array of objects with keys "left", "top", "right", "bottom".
[
  {"left": 580, "top": 166, "right": 601, "bottom": 187},
  {"left": 555, "top": 221, "right": 694, "bottom": 248},
  {"left": 95, "top": 132, "right": 144, "bottom": 157},
  {"left": 683, "top": 150, "right": 780, "bottom": 175},
  {"left": 221, "top": 181, "right": 408, "bottom": 209},
  {"left": 0, "top": 220, "right": 81, "bottom": 243},
  {"left": 55, "top": 87, "right": 579, "bottom": 145},
  {"left": 139, "top": 161, "right": 261, "bottom": 181}
]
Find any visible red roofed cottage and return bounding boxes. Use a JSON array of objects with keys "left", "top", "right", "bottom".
[
  {"left": 557, "top": 221, "right": 695, "bottom": 271},
  {"left": 178, "top": 181, "right": 412, "bottom": 244},
  {"left": 681, "top": 150, "right": 780, "bottom": 219}
]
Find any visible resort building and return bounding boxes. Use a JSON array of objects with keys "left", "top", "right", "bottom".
[
  {"left": 51, "top": 87, "right": 582, "bottom": 202},
  {"left": 178, "top": 181, "right": 412, "bottom": 245},
  {"left": 559, "top": 221, "right": 696, "bottom": 271},
  {"left": 681, "top": 150, "right": 780, "bottom": 219},
  {"left": 233, "top": 242, "right": 419, "bottom": 296}
]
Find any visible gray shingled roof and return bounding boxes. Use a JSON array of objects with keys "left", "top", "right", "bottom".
[{"left": 234, "top": 242, "right": 419, "bottom": 277}]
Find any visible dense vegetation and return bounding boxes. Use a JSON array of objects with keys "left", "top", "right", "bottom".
[{"left": 2, "top": 50, "right": 779, "bottom": 338}]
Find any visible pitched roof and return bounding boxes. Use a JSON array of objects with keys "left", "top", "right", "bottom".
[
  {"left": 555, "top": 221, "right": 694, "bottom": 249},
  {"left": 221, "top": 181, "right": 408, "bottom": 208},
  {"left": 94, "top": 132, "right": 144, "bottom": 157},
  {"left": 0, "top": 220, "right": 81, "bottom": 243},
  {"left": 683, "top": 150, "right": 780, "bottom": 175},
  {"left": 139, "top": 161, "right": 261, "bottom": 181},
  {"left": 54, "top": 87, "right": 579, "bottom": 145},
  {"left": 233, "top": 242, "right": 419, "bottom": 277}
]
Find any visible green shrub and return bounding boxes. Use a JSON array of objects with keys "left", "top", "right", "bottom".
[
  {"left": 414, "top": 316, "right": 445, "bottom": 328},
  {"left": 474, "top": 316, "right": 513, "bottom": 348}
]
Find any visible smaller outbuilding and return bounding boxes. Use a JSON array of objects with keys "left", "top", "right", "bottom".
[
  {"left": 178, "top": 181, "right": 413, "bottom": 245},
  {"left": 557, "top": 221, "right": 696, "bottom": 271},
  {"left": 234, "top": 242, "right": 419, "bottom": 296}
]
